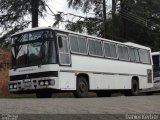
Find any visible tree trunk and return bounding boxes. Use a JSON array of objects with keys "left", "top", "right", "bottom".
[
  {"left": 31, "top": 0, "right": 39, "bottom": 28},
  {"left": 111, "top": 0, "right": 117, "bottom": 39},
  {"left": 120, "top": 0, "right": 126, "bottom": 41},
  {"left": 103, "top": 0, "right": 107, "bottom": 38},
  {"left": 112, "top": 0, "right": 116, "bottom": 18}
]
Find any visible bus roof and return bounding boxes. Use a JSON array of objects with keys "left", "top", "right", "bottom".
[
  {"left": 12, "top": 27, "right": 151, "bottom": 50},
  {"left": 124, "top": 42, "right": 150, "bottom": 50},
  {"left": 152, "top": 52, "right": 160, "bottom": 56}
]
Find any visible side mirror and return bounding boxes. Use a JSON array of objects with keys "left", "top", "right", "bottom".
[{"left": 58, "top": 36, "right": 63, "bottom": 48}]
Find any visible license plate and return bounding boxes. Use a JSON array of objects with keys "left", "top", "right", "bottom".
[
  {"left": 23, "top": 81, "right": 32, "bottom": 88},
  {"left": 24, "top": 79, "right": 31, "bottom": 82}
]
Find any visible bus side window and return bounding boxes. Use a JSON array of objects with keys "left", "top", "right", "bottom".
[
  {"left": 123, "top": 46, "right": 129, "bottom": 60},
  {"left": 134, "top": 49, "right": 140, "bottom": 62},
  {"left": 78, "top": 36, "right": 87, "bottom": 54},
  {"left": 69, "top": 35, "right": 87, "bottom": 54},
  {"left": 88, "top": 39, "right": 103, "bottom": 56},
  {"left": 95, "top": 40, "right": 103, "bottom": 56},
  {"left": 88, "top": 39, "right": 96, "bottom": 55},
  {"left": 70, "top": 35, "right": 79, "bottom": 53},
  {"left": 139, "top": 49, "right": 151, "bottom": 64},
  {"left": 104, "top": 42, "right": 111, "bottom": 57},
  {"left": 110, "top": 43, "right": 117, "bottom": 58},
  {"left": 129, "top": 47, "right": 136, "bottom": 62},
  {"left": 58, "top": 35, "right": 70, "bottom": 65},
  {"left": 58, "top": 36, "right": 63, "bottom": 48},
  {"left": 104, "top": 42, "right": 117, "bottom": 58},
  {"left": 118, "top": 45, "right": 129, "bottom": 60}
]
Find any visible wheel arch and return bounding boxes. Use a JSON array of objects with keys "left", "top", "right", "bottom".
[
  {"left": 77, "top": 73, "right": 90, "bottom": 89},
  {"left": 131, "top": 76, "right": 139, "bottom": 85},
  {"left": 132, "top": 76, "right": 139, "bottom": 87}
]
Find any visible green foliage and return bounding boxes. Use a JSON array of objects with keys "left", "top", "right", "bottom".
[
  {"left": 67, "top": 0, "right": 97, "bottom": 13},
  {"left": 66, "top": 0, "right": 160, "bottom": 51},
  {"left": 117, "top": 0, "right": 160, "bottom": 50},
  {"left": 0, "top": 0, "right": 48, "bottom": 44}
]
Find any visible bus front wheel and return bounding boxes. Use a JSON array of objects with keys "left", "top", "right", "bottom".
[{"left": 73, "top": 76, "right": 88, "bottom": 98}]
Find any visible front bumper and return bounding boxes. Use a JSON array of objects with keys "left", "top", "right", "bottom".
[{"left": 9, "top": 77, "right": 57, "bottom": 92}]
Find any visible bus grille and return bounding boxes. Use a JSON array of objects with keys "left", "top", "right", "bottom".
[{"left": 10, "top": 71, "right": 58, "bottom": 81}]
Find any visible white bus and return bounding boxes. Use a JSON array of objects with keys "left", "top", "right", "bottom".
[
  {"left": 9, "top": 27, "right": 153, "bottom": 98},
  {"left": 152, "top": 52, "right": 160, "bottom": 82}
]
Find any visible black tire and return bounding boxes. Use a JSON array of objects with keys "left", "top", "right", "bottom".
[
  {"left": 36, "top": 90, "right": 52, "bottom": 98},
  {"left": 131, "top": 80, "right": 139, "bottom": 96},
  {"left": 96, "top": 91, "right": 111, "bottom": 97},
  {"left": 125, "top": 79, "right": 139, "bottom": 96},
  {"left": 73, "top": 76, "right": 88, "bottom": 98}
]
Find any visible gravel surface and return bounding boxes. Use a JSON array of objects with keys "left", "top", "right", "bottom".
[
  {"left": 0, "top": 95, "right": 160, "bottom": 114},
  {"left": 0, "top": 95, "right": 160, "bottom": 120}
]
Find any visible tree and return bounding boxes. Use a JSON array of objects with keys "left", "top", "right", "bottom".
[
  {"left": 55, "top": 0, "right": 118, "bottom": 38},
  {"left": 31, "top": 0, "right": 40, "bottom": 28},
  {"left": 0, "top": 0, "right": 48, "bottom": 44},
  {"left": 117, "top": 0, "right": 160, "bottom": 50},
  {"left": 53, "top": 0, "right": 106, "bottom": 37},
  {"left": 61, "top": 0, "right": 160, "bottom": 51}
]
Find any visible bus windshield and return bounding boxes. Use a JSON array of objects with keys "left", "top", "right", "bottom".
[{"left": 11, "top": 30, "right": 57, "bottom": 68}]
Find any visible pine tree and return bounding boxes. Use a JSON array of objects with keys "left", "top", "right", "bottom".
[
  {"left": 0, "top": 0, "right": 48, "bottom": 43},
  {"left": 65, "top": 0, "right": 160, "bottom": 50}
]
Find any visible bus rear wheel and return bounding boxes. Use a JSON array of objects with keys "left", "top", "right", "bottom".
[
  {"left": 73, "top": 76, "right": 88, "bottom": 98},
  {"left": 96, "top": 91, "right": 111, "bottom": 97},
  {"left": 125, "top": 79, "right": 139, "bottom": 96},
  {"left": 36, "top": 90, "right": 52, "bottom": 98}
]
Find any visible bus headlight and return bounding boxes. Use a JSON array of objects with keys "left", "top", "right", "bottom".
[
  {"left": 13, "top": 84, "right": 17, "bottom": 89},
  {"left": 44, "top": 81, "right": 49, "bottom": 85},
  {"left": 39, "top": 80, "right": 54, "bottom": 86},
  {"left": 9, "top": 85, "right": 13, "bottom": 89},
  {"left": 39, "top": 81, "right": 44, "bottom": 86}
]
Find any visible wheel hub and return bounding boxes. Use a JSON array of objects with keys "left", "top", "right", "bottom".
[{"left": 79, "top": 82, "right": 86, "bottom": 92}]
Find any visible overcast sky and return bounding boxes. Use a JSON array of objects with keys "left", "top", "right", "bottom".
[
  {"left": 39, "top": 0, "right": 84, "bottom": 28},
  {"left": 39, "top": 0, "right": 112, "bottom": 29}
]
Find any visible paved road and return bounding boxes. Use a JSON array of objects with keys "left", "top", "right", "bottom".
[{"left": 0, "top": 95, "right": 160, "bottom": 114}]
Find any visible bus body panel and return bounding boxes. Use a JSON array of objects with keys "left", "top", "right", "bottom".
[
  {"left": 9, "top": 64, "right": 61, "bottom": 91},
  {"left": 9, "top": 64, "right": 59, "bottom": 76},
  {"left": 59, "top": 71, "right": 76, "bottom": 90},
  {"left": 58, "top": 54, "right": 153, "bottom": 90}
]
